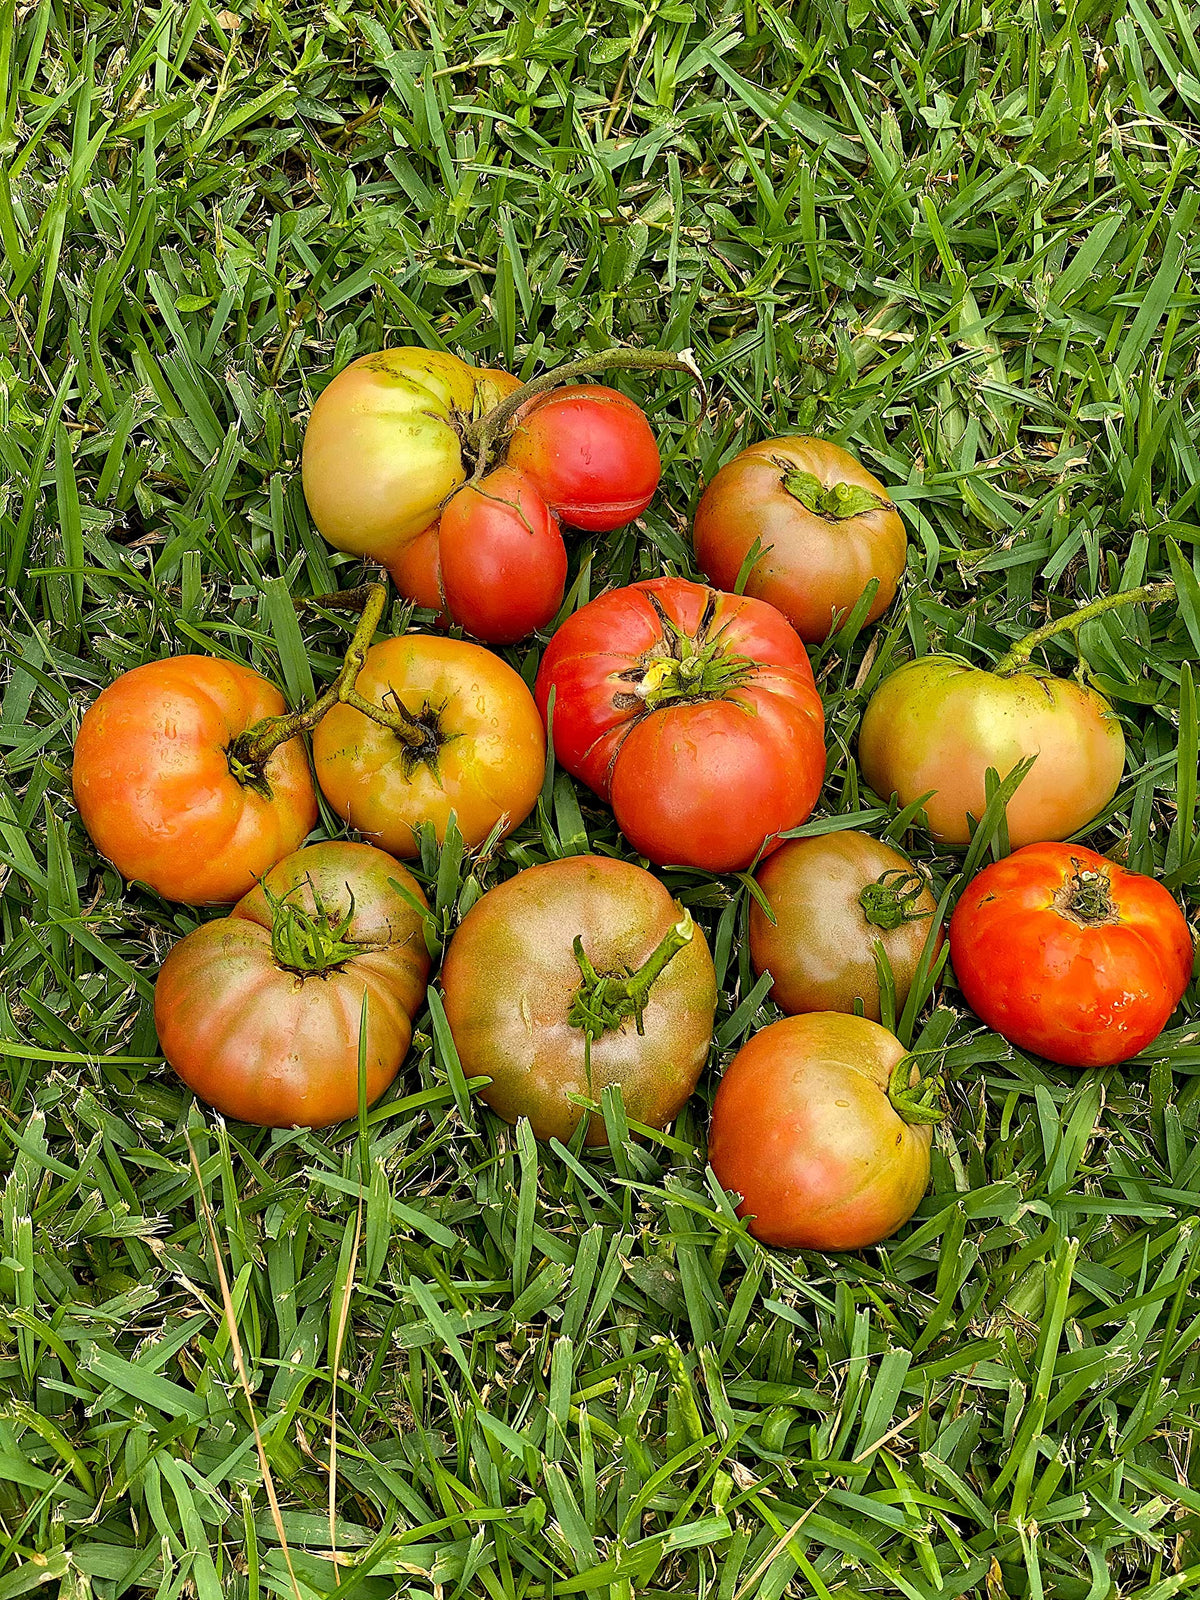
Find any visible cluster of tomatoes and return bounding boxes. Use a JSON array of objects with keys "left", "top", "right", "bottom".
[{"left": 69, "top": 345, "right": 1195, "bottom": 1255}]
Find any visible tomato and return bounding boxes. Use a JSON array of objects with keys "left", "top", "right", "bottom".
[
  {"left": 437, "top": 465, "right": 568, "bottom": 643},
  {"left": 506, "top": 385, "right": 660, "bottom": 530},
  {"left": 72, "top": 655, "right": 317, "bottom": 905},
  {"left": 313, "top": 634, "right": 545, "bottom": 857},
  {"left": 534, "top": 578, "right": 825, "bottom": 872},
  {"left": 707, "top": 1013, "right": 934, "bottom": 1250},
  {"left": 440, "top": 855, "right": 716, "bottom": 1145},
  {"left": 387, "top": 523, "right": 449, "bottom": 622},
  {"left": 858, "top": 656, "right": 1125, "bottom": 849},
  {"left": 155, "top": 842, "right": 431, "bottom": 1127},
  {"left": 302, "top": 348, "right": 487, "bottom": 565},
  {"left": 750, "top": 831, "right": 940, "bottom": 1021},
  {"left": 693, "top": 437, "right": 906, "bottom": 643},
  {"left": 949, "top": 843, "right": 1193, "bottom": 1067}
]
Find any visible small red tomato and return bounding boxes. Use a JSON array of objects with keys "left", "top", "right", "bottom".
[
  {"left": 437, "top": 466, "right": 567, "bottom": 643},
  {"left": 506, "top": 385, "right": 660, "bottom": 530},
  {"left": 708, "top": 1013, "right": 934, "bottom": 1250},
  {"left": 73, "top": 656, "right": 317, "bottom": 905},
  {"left": 949, "top": 843, "right": 1193, "bottom": 1066}
]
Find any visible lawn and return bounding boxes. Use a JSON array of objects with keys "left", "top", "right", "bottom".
[{"left": 2, "top": 0, "right": 1200, "bottom": 1596}]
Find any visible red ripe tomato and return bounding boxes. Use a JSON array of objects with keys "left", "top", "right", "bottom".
[
  {"left": 693, "top": 437, "right": 907, "bottom": 643},
  {"left": 506, "top": 385, "right": 660, "bottom": 530},
  {"left": 949, "top": 843, "right": 1194, "bottom": 1067},
  {"left": 155, "top": 842, "right": 431, "bottom": 1127},
  {"left": 437, "top": 466, "right": 567, "bottom": 643},
  {"left": 707, "top": 1013, "right": 934, "bottom": 1250},
  {"left": 440, "top": 855, "right": 717, "bottom": 1145},
  {"left": 72, "top": 656, "right": 317, "bottom": 905},
  {"left": 535, "top": 577, "right": 825, "bottom": 873}
]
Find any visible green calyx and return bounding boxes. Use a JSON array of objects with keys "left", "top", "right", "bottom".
[
  {"left": 1057, "top": 864, "right": 1117, "bottom": 926},
  {"left": 888, "top": 1054, "right": 946, "bottom": 1127},
  {"left": 265, "top": 880, "right": 364, "bottom": 976},
  {"left": 782, "top": 468, "right": 894, "bottom": 521},
  {"left": 859, "top": 869, "right": 932, "bottom": 932},
  {"left": 631, "top": 618, "right": 755, "bottom": 712},
  {"left": 567, "top": 912, "right": 695, "bottom": 1043}
]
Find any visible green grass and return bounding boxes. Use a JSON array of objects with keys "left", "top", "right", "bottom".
[{"left": 2, "top": 0, "right": 1200, "bottom": 1595}]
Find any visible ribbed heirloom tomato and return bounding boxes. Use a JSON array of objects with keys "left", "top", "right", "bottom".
[
  {"left": 949, "top": 843, "right": 1193, "bottom": 1067},
  {"left": 708, "top": 1013, "right": 937, "bottom": 1250},
  {"left": 534, "top": 577, "right": 826, "bottom": 873},
  {"left": 73, "top": 655, "right": 317, "bottom": 904},
  {"left": 313, "top": 633, "right": 545, "bottom": 857},
  {"left": 750, "top": 831, "right": 941, "bottom": 1021},
  {"left": 440, "top": 855, "right": 717, "bottom": 1145},
  {"left": 155, "top": 842, "right": 431, "bottom": 1127},
  {"left": 693, "top": 437, "right": 907, "bottom": 643}
]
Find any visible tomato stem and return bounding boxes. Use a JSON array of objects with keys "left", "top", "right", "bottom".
[
  {"left": 781, "top": 468, "right": 894, "bottom": 521},
  {"left": 994, "top": 580, "right": 1176, "bottom": 675},
  {"left": 1057, "top": 864, "right": 1118, "bottom": 925},
  {"left": 463, "top": 347, "right": 707, "bottom": 481},
  {"left": 887, "top": 1055, "right": 946, "bottom": 1127},
  {"left": 630, "top": 612, "right": 755, "bottom": 710},
  {"left": 568, "top": 912, "right": 695, "bottom": 1042},
  {"left": 859, "top": 869, "right": 932, "bottom": 931},
  {"left": 227, "top": 582, "right": 430, "bottom": 777},
  {"left": 262, "top": 877, "right": 366, "bottom": 975}
]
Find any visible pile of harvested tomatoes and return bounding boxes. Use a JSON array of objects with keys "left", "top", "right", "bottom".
[{"left": 71, "top": 346, "right": 1195, "bottom": 1253}]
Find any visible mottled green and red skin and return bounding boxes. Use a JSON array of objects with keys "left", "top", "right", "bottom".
[
  {"left": 72, "top": 655, "right": 317, "bottom": 905},
  {"left": 949, "top": 843, "right": 1193, "bottom": 1067},
  {"left": 750, "top": 830, "right": 940, "bottom": 1021},
  {"left": 155, "top": 842, "right": 431, "bottom": 1128},
  {"left": 858, "top": 656, "right": 1125, "bottom": 849},
  {"left": 440, "top": 855, "right": 717, "bottom": 1146},
  {"left": 708, "top": 1013, "right": 932, "bottom": 1251},
  {"left": 693, "top": 436, "right": 907, "bottom": 643}
]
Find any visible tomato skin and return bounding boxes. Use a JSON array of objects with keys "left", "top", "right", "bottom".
[
  {"left": 72, "top": 656, "right": 317, "bottom": 905},
  {"left": 506, "top": 385, "right": 660, "bottom": 531},
  {"left": 949, "top": 843, "right": 1193, "bottom": 1067},
  {"left": 301, "top": 349, "right": 481, "bottom": 564},
  {"left": 750, "top": 831, "right": 940, "bottom": 1020},
  {"left": 155, "top": 842, "right": 430, "bottom": 1128},
  {"left": 440, "top": 855, "right": 717, "bottom": 1145},
  {"left": 313, "top": 635, "right": 545, "bottom": 858},
  {"left": 858, "top": 656, "right": 1125, "bottom": 849},
  {"left": 693, "top": 437, "right": 907, "bottom": 643},
  {"left": 535, "top": 578, "right": 825, "bottom": 872},
  {"left": 707, "top": 1014, "right": 931, "bottom": 1250},
  {"left": 387, "top": 523, "right": 450, "bottom": 623},
  {"left": 437, "top": 466, "right": 567, "bottom": 643}
]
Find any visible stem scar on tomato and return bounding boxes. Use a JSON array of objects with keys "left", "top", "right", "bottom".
[{"left": 1054, "top": 862, "right": 1119, "bottom": 925}]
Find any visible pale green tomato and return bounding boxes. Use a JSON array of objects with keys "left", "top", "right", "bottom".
[{"left": 857, "top": 656, "right": 1125, "bottom": 849}]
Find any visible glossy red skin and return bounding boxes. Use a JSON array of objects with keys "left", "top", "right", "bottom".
[
  {"left": 155, "top": 842, "right": 431, "bottom": 1128},
  {"left": 72, "top": 656, "right": 317, "bottom": 905},
  {"left": 437, "top": 466, "right": 567, "bottom": 643},
  {"left": 949, "top": 843, "right": 1194, "bottom": 1067},
  {"left": 693, "top": 437, "right": 907, "bottom": 643},
  {"left": 440, "top": 855, "right": 717, "bottom": 1146},
  {"left": 707, "top": 1013, "right": 932, "bottom": 1250},
  {"left": 506, "top": 385, "right": 660, "bottom": 531},
  {"left": 534, "top": 577, "right": 825, "bottom": 873}
]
